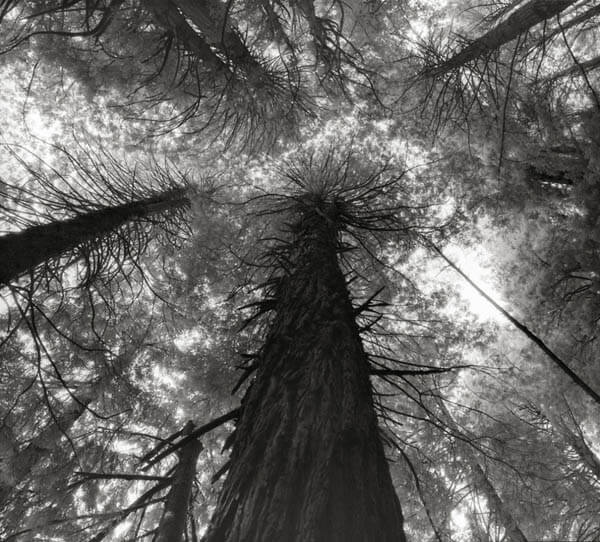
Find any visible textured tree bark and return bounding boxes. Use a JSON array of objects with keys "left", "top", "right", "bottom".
[
  {"left": 428, "top": 0, "right": 577, "bottom": 77},
  {"left": 155, "top": 424, "right": 202, "bottom": 542},
  {"left": 174, "top": 0, "right": 246, "bottom": 55},
  {"left": 143, "top": 0, "right": 230, "bottom": 75},
  {"left": 204, "top": 200, "right": 406, "bottom": 542},
  {"left": 174, "top": 0, "right": 265, "bottom": 75},
  {"left": 0, "top": 188, "right": 188, "bottom": 287}
]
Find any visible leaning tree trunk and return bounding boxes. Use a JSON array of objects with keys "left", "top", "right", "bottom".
[
  {"left": 428, "top": 0, "right": 577, "bottom": 77},
  {"left": 0, "top": 378, "right": 101, "bottom": 510},
  {"left": 0, "top": 187, "right": 188, "bottom": 287},
  {"left": 530, "top": 3, "right": 600, "bottom": 51},
  {"left": 155, "top": 423, "right": 202, "bottom": 542},
  {"left": 437, "top": 402, "right": 528, "bottom": 542},
  {"left": 468, "top": 459, "right": 528, "bottom": 542},
  {"left": 203, "top": 199, "right": 406, "bottom": 542},
  {"left": 543, "top": 406, "right": 600, "bottom": 482},
  {"left": 144, "top": 0, "right": 231, "bottom": 75},
  {"left": 174, "top": 0, "right": 252, "bottom": 60},
  {"left": 549, "top": 54, "right": 600, "bottom": 81}
]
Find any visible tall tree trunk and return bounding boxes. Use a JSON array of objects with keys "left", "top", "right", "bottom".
[
  {"left": 544, "top": 407, "right": 600, "bottom": 482},
  {"left": 155, "top": 423, "right": 202, "bottom": 542},
  {"left": 143, "top": 0, "right": 231, "bottom": 75},
  {"left": 530, "top": 4, "right": 600, "bottom": 51},
  {"left": 0, "top": 380, "right": 100, "bottom": 510},
  {"left": 468, "top": 461, "right": 528, "bottom": 542},
  {"left": 173, "top": 0, "right": 266, "bottom": 78},
  {"left": 436, "top": 402, "right": 528, "bottom": 542},
  {"left": 204, "top": 199, "right": 406, "bottom": 542},
  {"left": 548, "top": 54, "right": 600, "bottom": 81},
  {"left": 428, "top": 0, "right": 577, "bottom": 77},
  {"left": 0, "top": 187, "right": 188, "bottom": 287}
]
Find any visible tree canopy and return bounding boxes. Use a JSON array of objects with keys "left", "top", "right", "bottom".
[{"left": 1, "top": 0, "right": 600, "bottom": 540}]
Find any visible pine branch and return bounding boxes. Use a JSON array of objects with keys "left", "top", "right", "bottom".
[{"left": 370, "top": 365, "right": 473, "bottom": 377}]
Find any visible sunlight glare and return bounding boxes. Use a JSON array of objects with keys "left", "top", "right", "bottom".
[
  {"left": 442, "top": 244, "right": 507, "bottom": 324},
  {"left": 24, "top": 108, "right": 61, "bottom": 141},
  {"left": 111, "top": 439, "right": 142, "bottom": 455},
  {"left": 152, "top": 365, "right": 186, "bottom": 388},
  {"left": 175, "top": 327, "right": 212, "bottom": 352},
  {"left": 450, "top": 507, "right": 471, "bottom": 542},
  {"left": 112, "top": 521, "right": 133, "bottom": 540}
]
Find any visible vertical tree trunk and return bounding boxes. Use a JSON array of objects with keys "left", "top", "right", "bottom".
[
  {"left": 468, "top": 462, "right": 528, "bottom": 542},
  {"left": 155, "top": 424, "right": 202, "bottom": 542},
  {"left": 0, "top": 187, "right": 188, "bottom": 286},
  {"left": 428, "top": 0, "right": 577, "bottom": 76},
  {"left": 544, "top": 408, "right": 600, "bottom": 482},
  {"left": 437, "top": 402, "right": 528, "bottom": 542},
  {"left": 204, "top": 199, "right": 406, "bottom": 542}
]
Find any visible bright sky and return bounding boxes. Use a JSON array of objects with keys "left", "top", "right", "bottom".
[
  {"left": 441, "top": 243, "right": 508, "bottom": 324},
  {"left": 402, "top": 242, "right": 508, "bottom": 326}
]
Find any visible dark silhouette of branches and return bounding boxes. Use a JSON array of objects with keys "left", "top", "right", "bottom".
[
  {"left": 0, "top": 0, "right": 380, "bottom": 146},
  {"left": 0, "top": 142, "right": 193, "bottom": 291},
  {"left": 43, "top": 414, "right": 233, "bottom": 541},
  {"left": 423, "top": 0, "right": 578, "bottom": 78}
]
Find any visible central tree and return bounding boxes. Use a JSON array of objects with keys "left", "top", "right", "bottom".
[{"left": 204, "top": 167, "right": 407, "bottom": 541}]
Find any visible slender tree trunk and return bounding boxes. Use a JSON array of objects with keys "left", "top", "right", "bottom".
[
  {"left": 544, "top": 407, "right": 600, "bottom": 481},
  {"left": 468, "top": 462, "right": 528, "bottom": 542},
  {"left": 174, "top": 0, "right": 265, "bottom": 75},
  {"left": 258, "top": 0, "right": 295, "bottom": 54},
  {"left": 548, "top": 54, "right": 600, "bottom": 81},
  {"left": 204, "top": 199, "right": 406, "bottom": 542},
  {"left": 530, "top": 4, "right": 600, "bottom": 50},
  {"left": 563, "top": 427, "right": 600, "bottom": 480},
  {"left": 155, "top": 423, "right": 202, "bottom": 542},
  {"left": 431, "top": 244, "right": 600, "bottom": 406},
  {"left": 437, "top": 402, "right": 528, "bottom": 542},
  {"left": 428, "top": 0, "right": 577, "bottom": 77},
  {"left": 296, "top": 0, "right": 329, "bottom": 51},
  {"left": 174, "top": 0, "right": 243, "bottom": 53},
  {"left": 0, "top": 381, "right": 99, "bottom": 509},
  {"left": 0, "top": 187, "right": 188, "bottom": 286},
  {"left": 143, "top": 0, "right": 230, "bottom": 75},
  {"left": 470, "top": 513, "right": 495, "bottom": 542}
]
